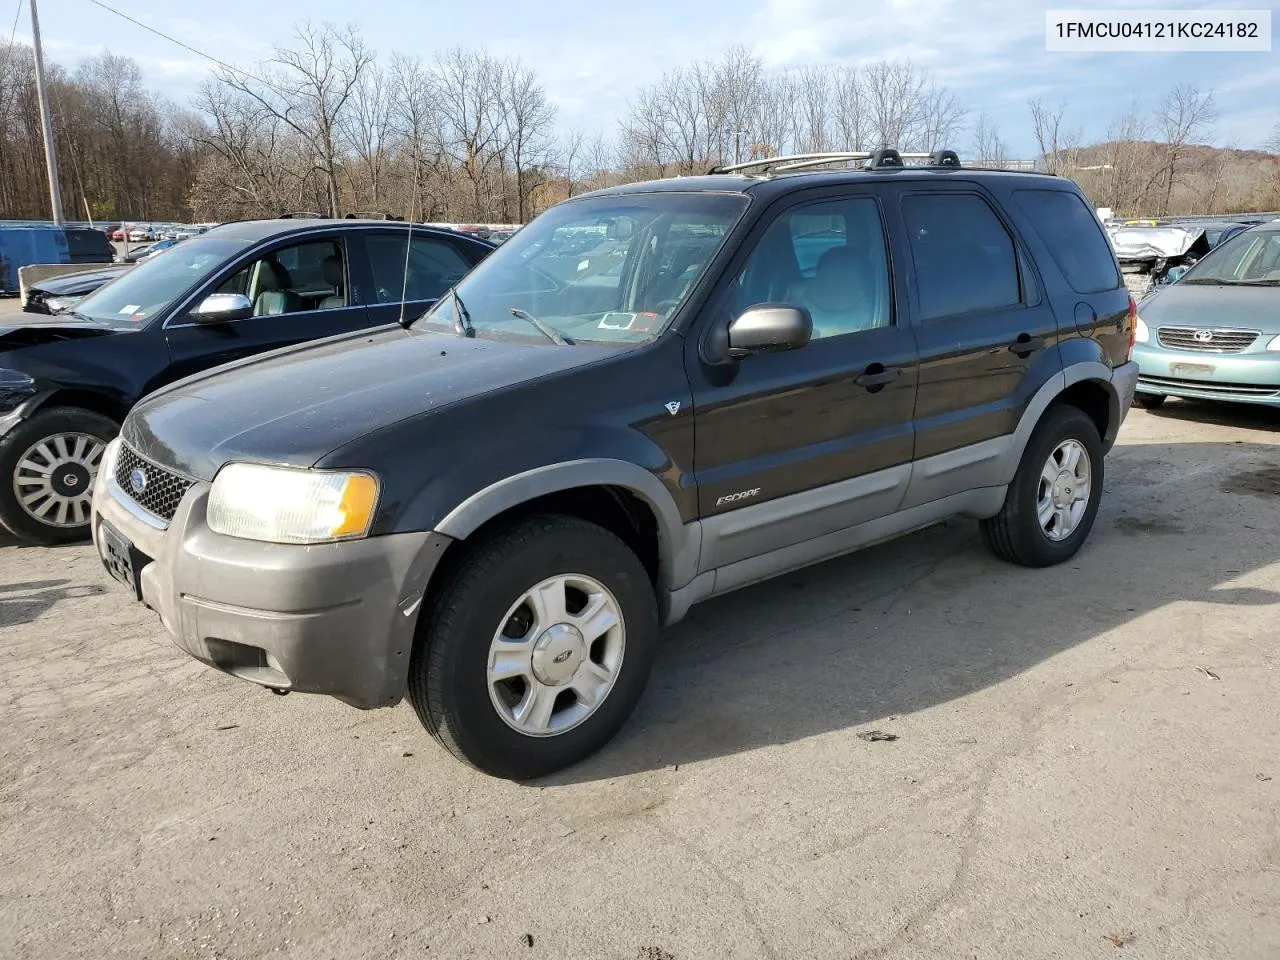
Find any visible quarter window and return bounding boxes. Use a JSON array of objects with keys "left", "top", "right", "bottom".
[
  {"left": 730, "top": 197, "right": 891, "bottom": 340},
  {"left": 902, "top": 194, "right": 1021, "bottom": 320},
  {"left": 1011, "top": 189, "right": 1119, "bottom": 294}
]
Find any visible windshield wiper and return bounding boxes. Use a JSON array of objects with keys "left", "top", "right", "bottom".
[
  {"left": 509, "top": 307, "right": 572, "bottom": 345},
  {"left": 450, "top": 286, "right": 474, "bottom": 337}
]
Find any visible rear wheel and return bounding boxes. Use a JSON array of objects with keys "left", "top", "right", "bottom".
[
  {"left": 981, "top": 405, "right": 1103, "bottom": 567},
  {"left": 0, "top": 407, "right": 117, "bottom": 545},
  {"left": 1134, "top": 393, "right": 1166, "bottom": 410},
  {"left": 407, "top": 514, "right": 660, "bottom": 779}
]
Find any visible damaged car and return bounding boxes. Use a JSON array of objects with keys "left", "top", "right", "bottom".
[
  {"left": 1108, "top": 224, "right": 1212, "bottom": 298},
  {"left": 22, "top": 266, "right": 129, "bottom": 315}
]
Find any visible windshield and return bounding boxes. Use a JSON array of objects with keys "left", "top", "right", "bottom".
[
  {"left": 74, "top": 237, "right": 249, "bottom": 328},
  {"left": 416, "top": 192, "right": 748, "bottom": 344},
  {"left": 1181, "top": 229, "right": 1280, "bottom": 285}
]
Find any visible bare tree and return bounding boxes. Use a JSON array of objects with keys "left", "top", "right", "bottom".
[
  {"left": 1100, "top": 98, "right": 1147, "bottom": 213},
  {"left": 340, "top": 62, "right": 394, "bottom": 209},
  {"left": 499, "top": 59, "right": 555, "bottom": 221},
  {"left": 1028, "top": 98, "right": 1081, "bottom": 175},
  {"left": 558, "top": 127, "right": 586, "bottom": 197},
  {"left": 970, "top": 111, "right": 1008, "bottom": 166},
  {"left": 1151, "top": 85, "right": 1217, "bottom": 215},
  {"left": 213, "top": 22, "right": 373, "bottom": 217},
  {"left": 832, "top": 65, "right": 865, "bottom": 151}
]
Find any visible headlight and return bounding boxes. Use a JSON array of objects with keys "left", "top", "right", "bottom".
[
  {"left": 206, "top": 463, "right": 379, "bottom": 544},
  {"left": 1134, "top": 315, "right": 1150, "bottom": 343},
  {"left": 1267, "top": 335, "right": 1280, "bottom": 352},
  {"left": 0, "top": 368, "right": 36, "bottom": 412},
  {"left": 100, "top": 436, "right": 122, "bottom": 480}
]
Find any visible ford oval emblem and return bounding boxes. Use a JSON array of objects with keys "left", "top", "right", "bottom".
[{"left": 129, "top": 467, "right": 148, "bottom": 495}]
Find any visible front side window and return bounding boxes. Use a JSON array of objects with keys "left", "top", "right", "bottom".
[
  {"left": 729, "top": 196, "right": 891, "bottom": 340},
  {"left": 217, "top": 239, "right": 348, "bottom": 316},
  {"left": 903, "top": 193, "right": 1021, "bottom": 320},
  {"left": 72, "top": 236, "right": 249, "bottom": 328},
  {"left": 365, "top": 234, "right": 475, "bottom": 304},
  {"left": 417, "top": 192, "right": 746, "bottom": 345}
]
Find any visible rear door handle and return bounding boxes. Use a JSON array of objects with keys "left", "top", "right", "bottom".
[
  {"left": 1007, "top": 334, "right": 1046, "bottom": 357},
  {"left": 854, "top": 364, "right": 901, "bottom": 392}
]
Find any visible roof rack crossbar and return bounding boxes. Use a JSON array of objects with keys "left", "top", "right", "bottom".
[
  {"left": 710, "top": 148, "right": 963, "bottom": 175},
  {"left": 771, "top": 151, "right": 942, "bottom": 172}
]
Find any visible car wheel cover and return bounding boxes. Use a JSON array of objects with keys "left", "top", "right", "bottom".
[
  {"left": 12, "top": 432, "right": 106, "bottom": 528},
  {"left": 486, "top": 573, "right": 626, "bottom": 737},
  {"left": 1036, "top": 438, "right": 1092, "bottom": 542}
]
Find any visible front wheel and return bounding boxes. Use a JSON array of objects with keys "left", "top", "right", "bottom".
[
  {"left": 981, "top": 405, "right": 1104, "bottom": 568},
  {"left": 0, "top": 407, "right": 117, "bottom": 545},
  {"left": 407, "top": 514, "right": 660, "bottom": 779}
]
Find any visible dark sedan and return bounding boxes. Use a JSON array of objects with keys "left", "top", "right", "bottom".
[
  {"left": 23, "top": 266, "right": 130, "bottom": 315},
  {"left": 0, "top": 219, "right": 494, "bottom": 544}
]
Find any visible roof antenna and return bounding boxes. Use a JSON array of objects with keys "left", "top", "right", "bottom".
[{"left": 398, "top": 155, "right": 422, "bottom": 326}]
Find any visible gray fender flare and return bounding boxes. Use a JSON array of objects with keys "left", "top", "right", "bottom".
[
  {"left": 434, "top": 458, "right": 700, "bottom": 590},
  {"left": 1004, "top": 361, "right": 1120, "bottom": 483}
]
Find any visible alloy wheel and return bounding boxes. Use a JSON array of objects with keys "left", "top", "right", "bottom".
[
  {"left": 487, "top": 573, "right": 626, "bottom": 737},
  {"left": 1036, "top": 438, "right": 1092, "bottom": 542}
]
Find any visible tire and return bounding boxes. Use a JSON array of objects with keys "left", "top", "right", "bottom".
[
  {"left": 407, "top": 514, "right": 660, "bottom": 780},
  {"left": 980, "top": 404, "right": 1103, "bottom": 568},
  {"left": 0, "top": 407, "right": 118, "bottom": 545},
  {"left": 1134, "top": 393, "right": 1166, "bottom": 410}
]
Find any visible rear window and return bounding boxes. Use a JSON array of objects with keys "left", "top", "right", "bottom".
[{"left": 1012, "top": 189, "right": 1119, "bottom": 294}]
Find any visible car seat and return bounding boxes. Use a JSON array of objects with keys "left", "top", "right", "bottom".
[
  {"left": 318, "top": 255, "right": 345, "bottom": 309},
  {"left": 253, "top": 258, "right": 302, "bottom": 316}
]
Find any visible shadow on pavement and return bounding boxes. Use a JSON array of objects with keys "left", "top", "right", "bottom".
[{"left": 545, "top": 436, "right": 1280, "bottom": 784}]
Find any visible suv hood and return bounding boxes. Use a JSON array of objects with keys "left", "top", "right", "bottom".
[{"left": 125, "top": 325, "right": 616, "bottom": 480}]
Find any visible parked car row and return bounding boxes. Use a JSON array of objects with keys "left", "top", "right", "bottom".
[
  {"left": 81, "top": 149, "right": 1143, "bottom": 779},
  {"left": 110, "top": 222, "right": 216, "bottom": 243}
]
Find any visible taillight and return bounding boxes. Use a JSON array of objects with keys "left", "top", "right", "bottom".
[{"left": 1126, "top": 295, "right": 1137, "bottom": 355}]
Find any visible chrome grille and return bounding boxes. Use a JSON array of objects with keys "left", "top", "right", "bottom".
[
  {"left": 1155, "top": 326, "right": 1259, "bottom": 353},
  {"left": 114, "top": 445, "right": 193, "bottom": 522}
]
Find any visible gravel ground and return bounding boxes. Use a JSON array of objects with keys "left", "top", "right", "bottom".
[{"left": 2, "top": 401, "right": 1279, "bottom": 960}]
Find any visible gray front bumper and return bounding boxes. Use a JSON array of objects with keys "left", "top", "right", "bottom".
[{"left": 92, "top": 472, "right": 451, "bottom": 709}]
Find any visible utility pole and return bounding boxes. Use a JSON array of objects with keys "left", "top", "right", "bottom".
[{"left": 30, "top": 0, "right": 65, "bottom": 225}]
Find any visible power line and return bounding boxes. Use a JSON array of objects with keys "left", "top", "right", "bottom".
[
  {"left": 6, "top": 0, "right": 23, "bottom": 52},
  {"left": 83, "top": 0, "right": 244, "bottom": 78}
]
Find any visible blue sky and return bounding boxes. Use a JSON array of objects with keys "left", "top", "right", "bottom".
[{"left": 14, "top": 0, "right": 1280, "bottom": 156}]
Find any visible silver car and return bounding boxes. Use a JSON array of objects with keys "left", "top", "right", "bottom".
[{"left": 1132, "top": 223, "right": 1280, "bottom": 409}]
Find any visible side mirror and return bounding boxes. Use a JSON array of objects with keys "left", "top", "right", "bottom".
[
  {"left": 190, "top": 292, "right": 252, "bottom": 323},
  {"left": 727, "top": 304, "right": 812, "bottom": 358},
  {"left": 1162, "top": 265, "right": 1190, "bottom": 285}
]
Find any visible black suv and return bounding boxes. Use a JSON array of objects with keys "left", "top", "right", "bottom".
[
  {"left": 0, "top": 219, "right": 493, "bottom": 543},
  {"left": 91, "top": 150, "right": 1138, "bottom": 779}
]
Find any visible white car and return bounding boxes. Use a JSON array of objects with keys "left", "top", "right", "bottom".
[{"left": 127, "top": 224, "right": 155, "bottom": 242}]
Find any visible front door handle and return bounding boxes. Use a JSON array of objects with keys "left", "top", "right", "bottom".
[
  {"left": 854, "top": 363, "right": 901, "bottom": 392},
  {"left": 1007, "top": 334, "right": 1046, "bottom": 357}
]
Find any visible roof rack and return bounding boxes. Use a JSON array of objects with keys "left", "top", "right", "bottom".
[{"left": 709, "top": 148, "right": 962, "bottom": 176}]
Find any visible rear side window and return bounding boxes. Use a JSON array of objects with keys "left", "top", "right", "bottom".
[
  {"left": 1012, "top": 189, "right": 1120, "bottom": 294},
  {"left": 902, "top": 193, "right": 1020, "bottom": 320},
  {"left": 366, "top": 233, "right": 474, "bottom": 303}
]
